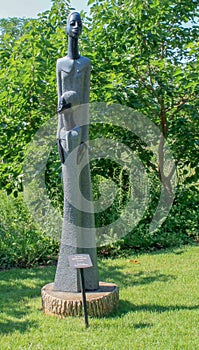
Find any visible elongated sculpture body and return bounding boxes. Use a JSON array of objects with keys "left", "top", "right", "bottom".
[{"left": 54, "top": 12, "right": 99, "bottom": 292}]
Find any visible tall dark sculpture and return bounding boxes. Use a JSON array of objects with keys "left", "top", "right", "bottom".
[{"left": 54, "top": 12, "right": 99, "bottom": 292}]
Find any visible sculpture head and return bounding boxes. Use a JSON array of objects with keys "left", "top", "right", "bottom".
[{"left": 66, "top": 11, "right": 82, "bottom": 38}]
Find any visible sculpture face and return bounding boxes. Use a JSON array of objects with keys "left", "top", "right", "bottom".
[{"left": 67, "top": 12, "right": 82, "bottom": 38}]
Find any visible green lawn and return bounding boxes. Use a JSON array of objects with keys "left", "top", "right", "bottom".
[{"left": 0, "top": 245, "right": 198, "bottom": 350}]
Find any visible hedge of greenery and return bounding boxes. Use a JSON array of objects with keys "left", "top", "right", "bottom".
[
  {"left": 0, "top": 190, "right": 59, "bottom": 269},
  {"left": 0, "top": 1, "right": 198, "bottom": 268},
  {"left": 0, "top": 178, "right": 198, "bottom": 268}
]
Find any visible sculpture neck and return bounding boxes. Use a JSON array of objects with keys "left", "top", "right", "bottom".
[{"left": 67, "top": 36, "right": 80, "bottom": 59}]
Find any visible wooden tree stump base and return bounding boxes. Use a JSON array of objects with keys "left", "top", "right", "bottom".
[{"left": 41, "top": 282, "right": 119, "bottom": 317}]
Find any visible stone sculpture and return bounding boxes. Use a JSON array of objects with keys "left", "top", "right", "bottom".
[{"left": 54, "top": 11, "right": 99, "bottom": 292}]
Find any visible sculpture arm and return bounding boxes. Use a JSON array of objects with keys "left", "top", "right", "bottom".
[
  {"left": 83, "top": 62, "right": 91, "bottom": 104},
  {"left": 57, "top": 61, "right": 62, "bottom": 109},
  {"left": 56, "top": 61, "right": 64, "bottom": 140},
  {"left": 80, "top": 61, "right": 91, "bottom": 143}
]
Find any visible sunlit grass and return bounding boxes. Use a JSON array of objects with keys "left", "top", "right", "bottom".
[{"left": 0, "top": 245, "right": 198, "bottom": 349}]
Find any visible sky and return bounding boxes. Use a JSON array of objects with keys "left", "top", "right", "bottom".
[{"left": 0, "top": 0, "right": 89, "bottom": 18}]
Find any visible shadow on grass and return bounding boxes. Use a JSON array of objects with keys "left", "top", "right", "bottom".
[
  {"left": 0, "top": 256, "right": 197, "bottom": 333},
  {"left": 133, "top": 322, "right": 153, "bottom": 329},
  {"left": 99, "top": 263, "right": 175, "bottom": 287},
  {"left": 0, "top": 266, "right": 56, "bottom": 334},
  {"left": 108, "top": 299, "right": 199, "bottom": 319},
  {"left": 0, "top": 319, "right": 38, "bottom": 335}
]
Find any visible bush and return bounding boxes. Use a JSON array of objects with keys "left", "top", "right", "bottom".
[
  {"left": 0, "top": 165, "right": 198, "bottom": 267},
  {"left": 98, "top": 183, "right": 199, "bottom": 257},
  {"left": 46, "top": 150, "right": 198, "bottom": 256},
  {"left": 0, "top": 190, "right": 59, "bottom": 269}
]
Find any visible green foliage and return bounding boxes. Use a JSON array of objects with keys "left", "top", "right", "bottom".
[
  {"left": 0, "top": 190, "right": 59, "bottom": 269},
  {"left": 97, "top": 179, "right": 198, "bottom": 257},
  {"left": 0, "top": 17, "right": 30, "bottom": 41},
  {"left": 0, "top": 0, "right": 70, "bottom": 193},
  {"left": 83, "top": 0, "right": 199, "bottom": 252},
  {"left": 84, "top": 0, "right": 199, "bottom": 158},
  {"left": 0, "top": 0, "right": 198, "bottom": 267}
]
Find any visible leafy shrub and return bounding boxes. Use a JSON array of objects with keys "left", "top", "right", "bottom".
[
  {"left": 0, "top": 190, "right": 59, "bottom": 269},
  {"left": 98, "top": 183, "right": 199, "bottom": 257},
  {"left": 45, "top": 144, "right": 198, "bottom": 257}
]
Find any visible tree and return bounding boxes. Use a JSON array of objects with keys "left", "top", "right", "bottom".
[
  {"left": 81, "top": 0, "right": 199, "bottom": 244},
  {"left": 0, "top": 0, "right": 70, "bottom": 193},
  {"left": 84, "top": 0, "right": 198, "bottom": 170},
  {"left": 0, "top": 17, "right": 30, "bottom": 42},
  {"left": 0, "top": 0, "right": 198, "bottom": 249}
]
